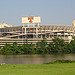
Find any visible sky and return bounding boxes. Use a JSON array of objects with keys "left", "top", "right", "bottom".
[{"left": 0, "top": 0, "right": 75, "bottom": 26}]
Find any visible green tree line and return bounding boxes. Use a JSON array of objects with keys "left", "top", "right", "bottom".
[{"left": 0, "top": 37, "right": 75, "bottom": 55}]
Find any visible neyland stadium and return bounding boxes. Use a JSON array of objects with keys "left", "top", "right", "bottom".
[{"left": 0, "top": 16, "right": 75, "bottom": 46}]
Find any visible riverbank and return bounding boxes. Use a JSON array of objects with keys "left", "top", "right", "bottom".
[
  {"left": 0, "top": 54, "right": 75, "bottom": 64},
  {"left": 0, "top": 62, "right": 75, "bottom": 75}
]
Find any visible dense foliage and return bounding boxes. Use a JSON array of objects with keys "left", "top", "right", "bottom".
[{"left": 0, "top": 37, "right": 75, "bottom": 55}]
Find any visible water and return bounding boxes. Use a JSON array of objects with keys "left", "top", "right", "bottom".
[{"left": 0, "top": 54, "right": 75, "bottom": 64}]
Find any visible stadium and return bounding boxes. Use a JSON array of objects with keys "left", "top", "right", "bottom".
[{"left": 0, "top": 16, "right": 75, "bottom": 46}]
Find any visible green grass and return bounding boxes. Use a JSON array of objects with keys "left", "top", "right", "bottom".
[{"left": 0, "top": 63, "right": 75, "bottom": 75}]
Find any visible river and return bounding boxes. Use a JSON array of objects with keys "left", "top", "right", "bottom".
[{"left": 0, "top": 54, "right": 75, "bottom": 64}]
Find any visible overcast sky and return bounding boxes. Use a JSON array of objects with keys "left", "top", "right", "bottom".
[{"left": 0, "top": 0, "right": 75, "bottom": 25}]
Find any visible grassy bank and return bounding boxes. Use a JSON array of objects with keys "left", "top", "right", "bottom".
[{"left": 0, "top": 63, "right": 75, "bottom": 75}]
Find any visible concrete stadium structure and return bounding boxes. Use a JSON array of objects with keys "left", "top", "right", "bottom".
[{"left": 0, "top": 16, "right": 75, "bottom": 46}]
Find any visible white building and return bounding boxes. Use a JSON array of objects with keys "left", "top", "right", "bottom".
[{"left": 0, "top": 23, "right": 12, "bottom": 28}]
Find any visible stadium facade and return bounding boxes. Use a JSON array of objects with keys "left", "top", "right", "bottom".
[{"left": 0, "top": 16, "right": 75, "bottom": 46}]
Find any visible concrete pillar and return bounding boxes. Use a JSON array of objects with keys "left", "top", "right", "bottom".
[
  {"left": 36, "top": 28, "right": 38, "bottom": 38},
  {"left": 25, "top": 28, "right": 26, "bottom": 34}
]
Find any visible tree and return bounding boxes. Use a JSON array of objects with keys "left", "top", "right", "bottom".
[
  {"left": 21, "top": 43, "right": 35, "bottom": 54},
  {"left": 63, "top": 42, "right": 71, "bottom": 54},
  {"left": 0, "top": 43, "right": 13, "bottom": 55},
  {"left": 36, "top": 38, "right": 48, "bottom": 54},
  {"left": 11, "top": 42, "right": 21, "bottom": 54},
  {"left": 69, "top": 38, "right": 75, "bottom": 53},
  {"left": 48, "top": 37, "right": 65, "bottom": 54}
]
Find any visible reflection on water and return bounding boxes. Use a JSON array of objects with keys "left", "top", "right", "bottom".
[{"left": 0, "top": 54, "right": 75, "bottom": 64}]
